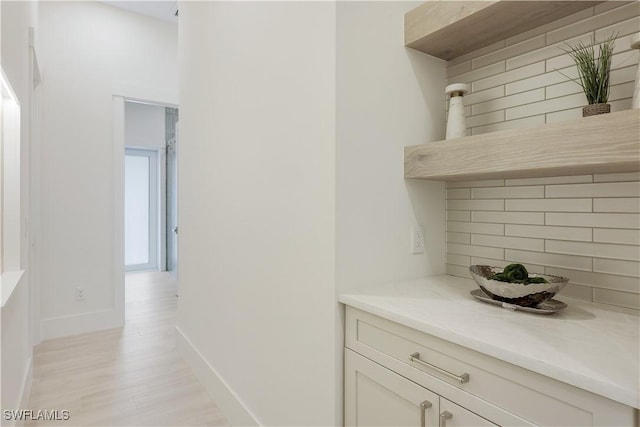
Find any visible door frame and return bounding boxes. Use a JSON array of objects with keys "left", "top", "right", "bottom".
[{"left": 113, "top": 93, "right": 177, "bottom": 326}]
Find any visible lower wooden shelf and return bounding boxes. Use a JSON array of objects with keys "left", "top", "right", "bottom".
[{"left": 404, "top": 109, "right": 640, "bottom": 182}]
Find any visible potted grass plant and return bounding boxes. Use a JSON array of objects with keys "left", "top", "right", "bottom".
[{"left": 561, "top": 34, "right": 617, "bottom": 117}]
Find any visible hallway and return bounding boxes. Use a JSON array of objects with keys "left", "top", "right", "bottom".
[{"left": 26, "top": 272, "right": 228, "bottom": 426}]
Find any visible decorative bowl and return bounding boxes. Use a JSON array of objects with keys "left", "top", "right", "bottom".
[{"left": 469, "top": 265, "right": 568, "bottom": 307}]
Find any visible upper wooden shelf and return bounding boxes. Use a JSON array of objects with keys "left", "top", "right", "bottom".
[
  {"left": 404, "top": 110, "right": 640, "bottom": 182},
  {"left": 405, "top": 1, "right": 606, "bottom": 60}
]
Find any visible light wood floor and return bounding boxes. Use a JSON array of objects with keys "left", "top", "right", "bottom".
[{"left": 26, "top": 272, "right": 229, "bottom": 427}]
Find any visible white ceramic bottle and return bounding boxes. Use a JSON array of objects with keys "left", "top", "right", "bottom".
[
  {"left": 445, "top": 83, "right": 469, "bottom": 139},
  {"left": 631, "top": 33, "right": 640, "bottom": 109}
]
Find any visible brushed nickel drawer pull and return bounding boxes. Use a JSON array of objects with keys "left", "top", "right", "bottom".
[
  {"left": 439, "top": 410, "right": 453, "bottom": 427},
  {"left": 419, "top": 400, "right": 432, "bottom": 427},
  {"left": 409, "top": 352, "right": 470, "bottom": 384}
]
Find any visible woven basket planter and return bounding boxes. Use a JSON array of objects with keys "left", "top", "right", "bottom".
[{"left": 582, "top": 103, "right": 611, "bottom": 117}]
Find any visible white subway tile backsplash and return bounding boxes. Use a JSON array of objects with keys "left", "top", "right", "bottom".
[
  {"left": 467, "top": 110, "right": 505, "bottom": 128},
  {"left": 449, "top": 61, "right": 506, "bottom": 86},
  {"left": 610, "top": 97, "right": 633, "bottom": 112},
  {"left": 447, "top": 221, "right": 505, "bottom": 235},
  {"left": 446, "top": 210, "right": 471, "bottom": 222},
  {"left": 471, "top": 115, "right": 545, "bottom": 135},
  {"left": 448, "top": 40, "right": 506, "bottom": 67},
  {"left": 560, "top": 283, "right": 594, "bottom": 302},
  {"left": 464, "top": 86, "right": 505, "bottom": 107},
  {"left": 593, "top": 198, "right": 640, "bottom": 213},
  {"left": 593, "top": 258, "right": 640, "bottom": 277},
  {"left": 546, "top": 182, "right": 640, "bottom": 198},
  {"left": 446, "top": 263, "right": 471, "bottom": 279},
  {"left": 545, "top": 80, "right": 582, "bottom": 100},
  {"left": 507, "top": 67, "right": 578, "bottom": 95},
  {"left": 609, "top": 81, "right": 637, "bottom": 102},
  {"left": 472, "top": 211, "right": 545, "bottom": 225},
  {"left": 446, "top": 253, "right": 471, "bottom": 267},
  {"left": 447, "top": 243, "right": 504, "bottom": 260},
  {"left": 472, "top": 186, "right": 544, "bottom": 199},
  {"left": 545, "top": 266, "right": 640, "bottom": 294},
  {"left": 447, "top": 61, "right": 472, "bottom": 79},
  {"left": 446, "top": 188, "right": 471, "bottom": 200},
  {"left": 508, "top": 33, "right": 593, "bottom": 71},
  {"left": 612, "top": 65, "right": 638, "bottom": 87},
  {"left": 545, "top": 108, "right": 582, "bottom": 123},
  {"left": 505, "top": 224, "right": 592, "bottom": 241},
  {"left": 596, "top": 15, "right": 640, "bottom": 40},
  {"left": 446, "top": 232, "right": 471, "bottom": 244},
  {"left": 473, "top": 62, "right": 545, "bottom": 92},
  {"left": 546, "top": 2, "right": 639, "bottom": 45},
  {"left": 546, "top": 240, "right": 640, "bottom": 261},
  {"left": 471, "top": 89, "right": 545, "bottom": 116},
  {"left": 505, "top": 176, "right": 593, "bottom": 186},
  {"left": 473, "top": 35, "right": 545, "bottom": 69},
  {"left": 546, "top": 212, "right": 640, "bottom": 229},
  {"left": 505, "top": 198, "right": 592, "bottom": 212},
  {"left": 447, "top": 199, "right": 504, "bottom": 211},
  {"left": 471, "top": 234, "right": 544, "bottom": 251},
  {"left": 446, "top": 180, "right": 504, "bottom": 189},
  {"left": 594, "top": 172, "right": 640, "bottom": 182},
  {"left": 593, "top": 288, "right": 640, "bottom": 310},
  {"left": 593, "top": 228, "right": 640, "bottom": 245},
  {"left": 507, "top": 7, "right": 594, "bottom": 46},
  {"left": 443, "top": 6, "right": 640, "bottom": 310},
  {"left": 506, "top": 93, "right": 585, "bottom": 120},
  {"left": 506, "top": 249, "right": 592, "bottom": 271}
]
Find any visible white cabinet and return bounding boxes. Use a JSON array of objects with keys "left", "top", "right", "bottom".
[
  {"left": 344, "top": 306, "right": 636, "bottom": 426},
  {"left": 346, "top": 349, "right": 497, "bottom": 427}
]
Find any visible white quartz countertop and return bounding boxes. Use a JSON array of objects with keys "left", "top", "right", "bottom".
[{"left": 339, "top": 275, "right": 640, "bottom": 409}]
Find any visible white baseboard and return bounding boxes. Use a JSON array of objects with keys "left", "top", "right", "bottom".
[
  {"left": 40, "top": 309, "right": 123, "bottom": 341},
  {"left": 175, "top": 326, "right": 259, "bottom": 427},
  {"left": 8, "top": 356, "right": 33, "bottom": 427}
]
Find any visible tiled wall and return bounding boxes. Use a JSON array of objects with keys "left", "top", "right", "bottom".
[
  {"left": 445, "top": 173, "right": 640, "bottom": 310},
  {"left": 443, "top": 2, "right": 640, "bottom": 310},
  {"left": 446, "top": 2, "right": 639, "bottom": 135}
]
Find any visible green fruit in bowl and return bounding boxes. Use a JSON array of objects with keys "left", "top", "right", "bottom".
[{"left": 489, "top": 263, "right": 547, "bottom": 285}]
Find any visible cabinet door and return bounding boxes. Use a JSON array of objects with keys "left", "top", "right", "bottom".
[
  {"left": 439, "top": 398, "right": 497, "bottom": 427},
  {"left": 345, "top": 348, "right": 439, "bottom": 427}
]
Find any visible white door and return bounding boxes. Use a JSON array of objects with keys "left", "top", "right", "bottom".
[
  {"left": 125, "top": 148, "right": 159, "bottom": 271},
  {"left": 345, "top": 349, "right": 439, "bottom": 427}
]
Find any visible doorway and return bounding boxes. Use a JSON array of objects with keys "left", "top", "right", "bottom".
[{"left": 123, "top": 101, "right": 179, "bottom": 275}]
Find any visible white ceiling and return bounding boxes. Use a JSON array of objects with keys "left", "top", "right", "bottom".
[{"left": 102, "top": 1, "right": 178, "bottom": 24}]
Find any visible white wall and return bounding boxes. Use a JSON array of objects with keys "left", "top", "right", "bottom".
[
  {"left": 37, "top": 2, "right": 177, "bottom": 339},
  {"left": 125, "top": 101, "right": 165, "bottom": 149},
  {"left": 336, "top": 1, "right": 446, "bottom": 293},
  {"left": 1, "top": 0, "right": 39, "bottom": 418},
  {"left": 177, "top": 2, "right": 446, "bottom": 426},
  {"left": 177, "top": 2, "right": 337, "bottom": 425}
]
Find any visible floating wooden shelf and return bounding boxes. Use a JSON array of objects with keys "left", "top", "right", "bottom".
[
  {"left": 404, "top": 110, "right": 640, "bottom": 182},
  {"left": 405, "top": 1, "right": 607, "bottom": 60}
]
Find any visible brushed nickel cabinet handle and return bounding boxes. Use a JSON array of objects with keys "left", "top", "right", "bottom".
[
  {"left": 439, "top": 411, "right": 453, "bottom": 427},
  {"left": 409, "top": 352, "right": 470, "bottom": 384},
  {"left": 419, "top": 400, "right": 432, "bottom": 427}
]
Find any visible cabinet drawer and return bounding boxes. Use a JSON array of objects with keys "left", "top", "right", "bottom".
[{"left": 345, "top": 307, "right": 634, "bottom": 426}]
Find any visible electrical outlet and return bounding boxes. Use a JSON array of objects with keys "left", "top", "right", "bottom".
[
  {"left": 412, "top": 225, "right": 425, "bottom": 254},
  {"left": 75, "top": 287, "right": 85, "bottom": 301}
]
